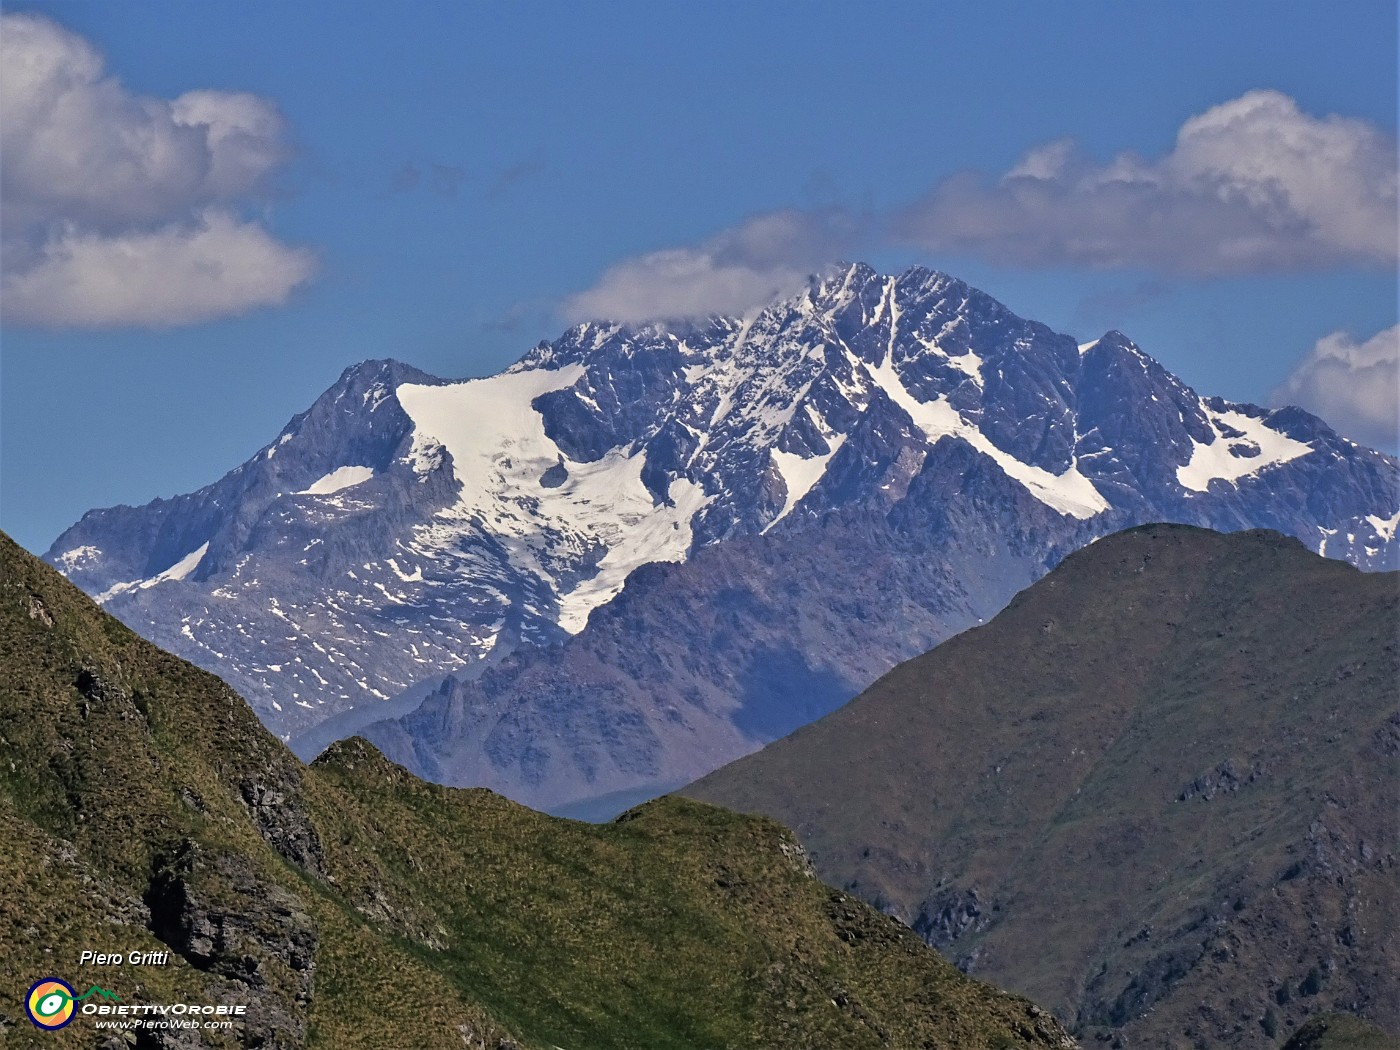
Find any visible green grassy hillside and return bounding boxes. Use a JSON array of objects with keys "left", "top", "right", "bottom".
[
  {"left": 687, "top": 525, "right": 1399, "bottom": 1049},
  {"left": 1283, "top": 1014, "right": 1400, "bottom": 1050},
  {"left": 0, "top": 530, "right": 1076, "bottom": 1049}
]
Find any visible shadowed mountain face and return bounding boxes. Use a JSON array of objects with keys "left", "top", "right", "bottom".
[
  {"left": 685, "top": 524, "right": 1400, "bottom": 1050},
  {"left": 0, "top": 529, "right": 1079, "bottom": 1049},
  {"left": 44, "top": 264, "right": 1399, "bottom": 747}
]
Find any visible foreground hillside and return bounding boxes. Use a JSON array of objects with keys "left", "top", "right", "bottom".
[
  {"left": 687, "top": 525, "right": 1399, "bottom": 1048},
  {"left": 0, "top": 530, "right": 1076, "bottom": 1049}
]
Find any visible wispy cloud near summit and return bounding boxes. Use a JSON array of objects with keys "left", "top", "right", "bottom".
[
  {"left": 561, "top": 208, "right": 865, "bottom": 323},
  {"left": 1273, "top": 325, "right": 1399, "bottom": 451}
]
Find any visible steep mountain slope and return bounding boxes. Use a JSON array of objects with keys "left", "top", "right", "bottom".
[
  {"left": 0, "top": 529, "right": 1079, "bottom": 1049},
  {"left": 45, "top": 265, "right": 1400, "bottom": 745},
  {"left": 685, "top": 525, "right": 1400, "bottom": 1049}
]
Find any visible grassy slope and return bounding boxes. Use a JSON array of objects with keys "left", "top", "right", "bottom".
[
  {"left": 686, "top": 524, "right": 1400, "bottom": 1049},
  {"left": 1283, "top": 1015, "right": 1400, "bottom": 1050},
  {"left": 0, "top": 530, "right": 513, "bottom": 1050},
  {"left": 0, "top": 530, "right": 1075, "bottom": 1050}
]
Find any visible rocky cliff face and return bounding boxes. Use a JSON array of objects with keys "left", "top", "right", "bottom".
[{"left": 45, "top": 264, "right": 1399, "bottom": 756}]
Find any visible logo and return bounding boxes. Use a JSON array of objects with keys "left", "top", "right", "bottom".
[
  {"left": 25, "top": 979, "right": 121, "bottom": 1030},
  {"left": 25, "top": 978, "right": 76, "bottom": 1030}
]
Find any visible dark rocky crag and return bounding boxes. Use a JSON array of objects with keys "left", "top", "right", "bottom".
[{"left": 686, "top": 524, "right": 1400, "bottom": 1049}]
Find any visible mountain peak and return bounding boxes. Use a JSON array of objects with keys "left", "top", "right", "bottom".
[
  {"left": 45, "top": 266, "right": 1400, "bottom": 740},
  {"left": 331, "top": 356, "right": 438, "bottom": 389}
]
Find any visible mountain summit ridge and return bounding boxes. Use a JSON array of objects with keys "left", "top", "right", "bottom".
[{"left": 45, "top": 262, "right": 1400, "bottom": 738}]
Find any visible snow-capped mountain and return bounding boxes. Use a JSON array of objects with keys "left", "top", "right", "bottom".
[{"left": 46, "top": 264, "right": 1400, "bottom": 741}]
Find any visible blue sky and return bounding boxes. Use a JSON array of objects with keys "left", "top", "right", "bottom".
[{"left": 2, "top": 0, "right": 1396, "bottom": 553}]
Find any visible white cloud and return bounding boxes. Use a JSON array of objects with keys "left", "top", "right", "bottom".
[
  {"left": 563, "top": 91, "right": 1395, "bottom": 325},
  {"left": 562, "top": 209, "right": 861, "bottom": 323},
  {"left": 2, "top": 210, "right": 316, "bottom": 328},
  {"left": 1271, "top": 325, "right": 1399, "bottom": 450},
  {"left": 895, "top": 90, "right": 1397, "bottom": 275},
  {"left": 0, "top": 12, "right": 314, "bottom": 328}
]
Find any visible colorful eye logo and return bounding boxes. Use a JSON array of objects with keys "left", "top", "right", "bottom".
[{"left": 26, "top": 978, "right": 76, "bottom": 1030}]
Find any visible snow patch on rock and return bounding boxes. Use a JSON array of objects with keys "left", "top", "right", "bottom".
[
  {"left": 97, "top": 541, "right": 209, "bottom": 604},
  {"left": 1177, "top": 408, "right": 1313, "bottom": 493},
  {"left": 300, "top": 465, "right": 376, "bottom": 495}
]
